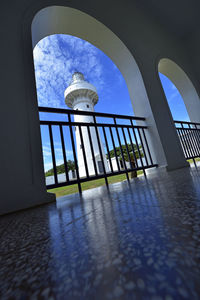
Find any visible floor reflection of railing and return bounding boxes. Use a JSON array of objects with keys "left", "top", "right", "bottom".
[
  {"left": 47, "top": 168, "right": 200, "bottom": 298},
  {"left": 51, "top": 178, "right": 163, "bottom": 268}
]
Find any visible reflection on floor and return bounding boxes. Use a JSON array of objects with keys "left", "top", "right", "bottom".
[{"left": 1, "top": 166, "right": 200, "bottom": 299}]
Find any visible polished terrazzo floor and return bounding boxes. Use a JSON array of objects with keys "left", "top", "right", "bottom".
[{"left": 1, "top": 166, "right": 200, "bottom": 299}]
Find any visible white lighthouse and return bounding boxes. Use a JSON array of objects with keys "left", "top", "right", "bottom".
[{"left": 64, "top": 72, "right": 109, "bottom": 178}]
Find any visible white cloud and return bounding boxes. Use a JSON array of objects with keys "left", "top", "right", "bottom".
[
  {"left": 170, "top": 82, "right": 177, "bottom": 90},
  {"left": 42, "top": 146, "right": 51, "bottom": 157},
  {"left": 43, "top": 145, "right": 73, "bottom": 158},
  {"left": 33, "top": 34, "right": 106, "bottom": 108},
  {"left": 42, "top": 143, "right": 74, "bottom": 172},
  {"left": 168, "top": 90, "right": 179, "bottom": 102},
  {"left": 44, "top": 162, "right": 53, "bottom": 172}
]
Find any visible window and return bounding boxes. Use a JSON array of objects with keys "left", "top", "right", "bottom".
[
  {"left": 97, "top": 161, "right": 104, "bottom": 174},
  {"left": 87, "top": 104, "right": 89, "bottom": 108}
]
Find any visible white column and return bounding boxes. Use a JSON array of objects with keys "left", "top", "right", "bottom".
[{"left": 134, "top": 65, "right": 189, "bottom": 171}]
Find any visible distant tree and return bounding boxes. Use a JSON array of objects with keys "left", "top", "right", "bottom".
[
  {"left": 106, "top": 143, "right": 143, "bottom": 178},
  {"left": 107, "top": 143, "right": 141, "bottom": 160},
  {"left": 45, "top": 160, "right": 75, "bottom": 177},
  {"left": 67, "top": 160, "right": 75, "bottom": 172}
]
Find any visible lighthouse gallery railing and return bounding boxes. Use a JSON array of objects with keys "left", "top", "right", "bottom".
[{"left": 39, "top": 107, "right": 158, "bottom": 192}]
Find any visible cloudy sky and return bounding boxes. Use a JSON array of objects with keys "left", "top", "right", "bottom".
[
  {"left": 33, "top": 34, "right": 131, "bottom": 114},
  {"left": 33, "top": 34, "right": 189, "bottom": 172}
]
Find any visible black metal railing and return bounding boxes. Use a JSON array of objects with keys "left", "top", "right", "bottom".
[
  {"left": 174, "top": 120, "right": 200, "bottom": 162},
  {"left": 39, "top": 106, "right": 158, "bottom": 192}
]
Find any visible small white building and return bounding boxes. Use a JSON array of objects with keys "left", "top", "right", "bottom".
[
  {"left": 64, "top": 72, "right": 109, "bottom": 177},
  {"left": 107, "top": 156, "right": 146, "bottom": 172},
  {"left": 107, "top": 157, "right": 131, "bottom": 172}
]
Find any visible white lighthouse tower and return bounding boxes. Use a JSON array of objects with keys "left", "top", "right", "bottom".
[{"left": 64, "top": 72, "right": 109, "bottom": 178}]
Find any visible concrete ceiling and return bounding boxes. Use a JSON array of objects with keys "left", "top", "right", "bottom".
[{"left": 135, "top": 0, "right": 200, "bottom": 39}]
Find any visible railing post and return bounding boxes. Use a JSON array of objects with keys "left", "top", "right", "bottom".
[
  {"left": 68, "top": 113, "right": 82, "bottom": 194},
  {"left": 174, "top": 120, "right": 200, "bottom": 164}
]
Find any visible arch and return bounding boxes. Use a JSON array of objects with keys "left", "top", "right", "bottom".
[
  {"left": 158, "top": 58, "right": 200, "bottom": 123},
  {"left": 32, "top": 6, "right": 149, "bottom": 117},
  {"left": 31, "top": 5, "right": 167, "bottom": 166}
]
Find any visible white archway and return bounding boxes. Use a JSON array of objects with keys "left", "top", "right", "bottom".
[
  {"left": 32, "top": 6, "right": 150, "bottom": 118},
  {"left": 158, "top": 58, "right": 200, "bottom": 123},
  {"left": 32, "top": 5, "right": 167, "bottom": 167}
]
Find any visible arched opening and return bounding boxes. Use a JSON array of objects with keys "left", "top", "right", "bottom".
[
  {"left": 31, "top": 6, "right": 152, "bottom": 119},
  {"left": 158, "top": 58, "right": 200, "bottom": 123},
  {"left": 158, "top": 58, "right": 200, "bottom": 165},
  {"left": 159, "top": 73, "right": 190, "bottom": 122},
  {"left": 33, "top": 33, "right": 138, "bottom": 185},
  {"left": 31, "top": 5, "right": 166, "bottom": 168},
  {"left": 33, "top": 34, "right": 132, "bottom": 114},
  {"left": 31, "top": 5, "right": 172, "bottom": 195}
]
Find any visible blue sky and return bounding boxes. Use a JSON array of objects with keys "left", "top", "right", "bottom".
[
  {"left": 159, "top": 73, "right": 189, "bottom": 122},
  {"left": 33, "top": 34, "right": 189, "bottom": 172}
]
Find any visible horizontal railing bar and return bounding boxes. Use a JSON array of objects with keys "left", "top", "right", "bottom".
[
  {"left": 174, "top": 127, "right": 200, "bottom": 131},
  {"left": 174, "top": 120, "right": 200, "bottom": 126},
  {"left": 40, "top": 120, "right": 147, "bottom": 129},
  {"left": 46, "top": 164, "right": 158, "bottom": 189},
  {"left": 186, "top": 155, "right": 200, "bottom": 160},
  {"left": 38, "top": 106, "right": 145, "bottom": 121},
  {"left": 185, "top": 155, "right": 199, "bottom": 160}
]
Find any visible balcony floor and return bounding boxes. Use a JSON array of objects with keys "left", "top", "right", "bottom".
[{"left": 1, "top": 166, "right": 200, "bottom": 299}]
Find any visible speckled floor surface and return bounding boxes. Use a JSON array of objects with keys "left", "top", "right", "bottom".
[{"left": 1, "top": 166, "right": 200, "bottom": 299}]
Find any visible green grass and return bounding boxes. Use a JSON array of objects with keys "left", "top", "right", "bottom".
[
  {"left": 187, "top": 158, "right": 200, "bottom": 164},
  {"left": 48, "top": 170, "right": 144, "bottom": 198},
  {"left": 47, "top": 157, "right": 200, "bottom": 198}
]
